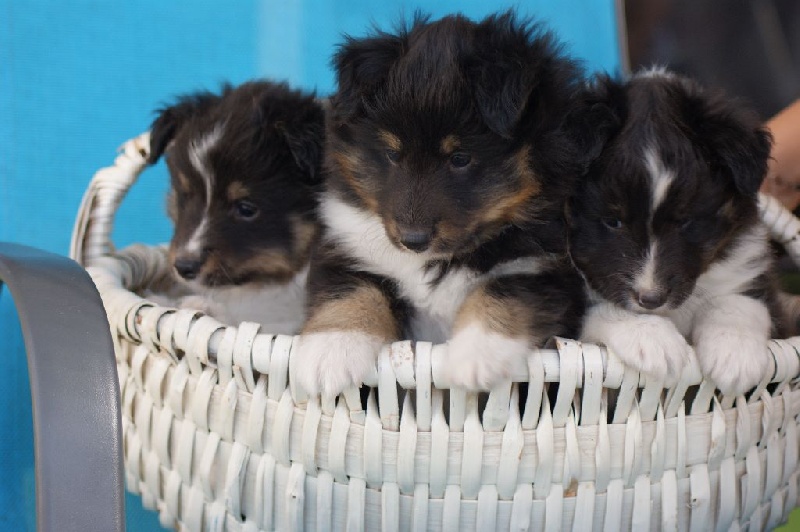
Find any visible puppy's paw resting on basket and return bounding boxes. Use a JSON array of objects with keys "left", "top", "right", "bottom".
[
  {"left": 445, "top": 322, "right": 529, "bottom": 390},
  {"left": 695, "top": 329, "right": 771, "bottom": 396},
  {"left": 293, "top": 331, "right": 384, "bottom": 397},
  {"left": 581, "top": 304, "right": 691, "bottom": 385}
]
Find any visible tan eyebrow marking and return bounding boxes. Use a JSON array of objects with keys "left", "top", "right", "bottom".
[
  {"left": 378, "top": 130, "right": 402, "bottom": 151},
  {"left": 440, "top": 135, "right": 460, "bottom": 154},
  {"left": 227, "top": 181, "right": 250, "bottom": 202}
]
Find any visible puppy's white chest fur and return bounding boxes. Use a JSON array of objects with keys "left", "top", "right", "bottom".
[
  {"left": 321, "top": 195, "right": 475, "bottom": 340},
  {"left": 665, "top": 223, "right": 770, "bottom": 335}
]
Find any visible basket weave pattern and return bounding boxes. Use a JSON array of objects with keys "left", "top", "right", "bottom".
[{"left": 71, "top": 134, "right": 800, "bottom": 531}]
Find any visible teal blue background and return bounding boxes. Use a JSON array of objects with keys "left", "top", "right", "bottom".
[{"left": 0, "top": 1, "right": 620, "bottom": 529}]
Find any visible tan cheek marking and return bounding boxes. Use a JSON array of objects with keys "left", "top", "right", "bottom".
[
  {"left": 290, "top": 217, "right": 319, "bottom": 266},
  {"left": 378, "top": 130, "right": 402, "bottom": 152},
  {"left": 454, "top": 286, "right": 531, "bottom": 337},
  {"left": 440, "top": 135, "right": 460, "bottom": 155},
  {"left": 472, "top": 145, "right": 542, "bottom": 227},
  {"left": 232, "top": 249, "right": 297, "bottom": 282},
  {"left": 332, "top": 149, "right": 380, "bottom": 212},
  {"left": 303, "top": 284, "right": 399, "bottom": 340},
  {"left": 227, "top": 181, "right": 250, "bottom": 202}
]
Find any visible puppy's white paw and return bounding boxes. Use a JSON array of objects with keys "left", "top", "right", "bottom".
[
  {"left": 178, "top": 295, "right": 223, "bottom": 318},
  {"left": 695, "top": 328, "right": 771, "bottom": 395},
  {"left": 292, "top": 331, "right": 384, "bottom": 397},
  {"left": 446, "top": 323, "right": 530, "bottom": 390},
  {"left": 583, "top": 312, "right": 690, "bottom": 385}
]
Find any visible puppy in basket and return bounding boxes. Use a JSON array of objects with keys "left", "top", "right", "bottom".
[
  {"left": 292, "top": 12, "right": 587, "bottom": 397},
  {"left": 146, "top": 81, "right": 325, "bottom": 334},
  {"left": 567, "top": 68, "right": 788, "bottom": 395}
]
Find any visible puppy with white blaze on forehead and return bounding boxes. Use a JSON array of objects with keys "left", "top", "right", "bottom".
[
  {"left": 147, "top": 81, "right": 325, "bottom": 333},
  {"left": 567, "top": 69, "right": 785, "bottom": 395},
  {"left": 291, "top": 12, "right": 588, "bottom": 398}
]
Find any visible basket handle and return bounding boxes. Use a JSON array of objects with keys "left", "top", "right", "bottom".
[
  {"left": 759, "top": 193, "right": 800, "bottom": 264},
  {"left": 69, "top": 133, "right": 151, "bottom": 266}
]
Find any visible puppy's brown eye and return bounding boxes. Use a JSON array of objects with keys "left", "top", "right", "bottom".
[
  {"left": 233, "top": 200, "right": 259, "bottom": 221},
  {"left": 385, "top": 149, "right": 400, "bottom": 163},
  {"left": 680, "top": 219, "right": 694, "bottom": 231},
  {"left": 602, "top": 218, "right": 623, "bottom": 230},
  {"left": 450, "top": 152, "right": 471, "bottom": 168}
]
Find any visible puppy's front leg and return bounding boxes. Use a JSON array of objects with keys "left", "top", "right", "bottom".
[
  {"left": 581, "top": 302, "right": 691, "bottom": 384},
  {"left": 692, "top": 294, "right": 772, "bottom": 395},
  {"left": 447, "top": 272, "right": 584, "bottom": 390},
  {"left": 293, "top": 266, "right": 401, "bottom": 398}
]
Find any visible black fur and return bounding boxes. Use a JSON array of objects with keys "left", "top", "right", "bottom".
[
  {"left": 568, "top": 72, "right": 773, "bottom": 311},
  {"left": 149, "top": 81, "right": 325, "bottom": 286},
  {"left": 299, "top": 12, "right": 587, "bottom": 393}
]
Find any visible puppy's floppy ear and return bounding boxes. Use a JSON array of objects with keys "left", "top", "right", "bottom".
[
  {"left": 688, "top": 88, "right": 772, "bottom": 197},
  {"left": 331, "top": 18, "right": 413, "bottom": 119},
  {"left": 147, "top": 90, "right": 221, "bottom": 164},
  {"left": 469, "top": 11, "right": 579, "bottom": 139},
  {"left": 278, "top": 103, "right": 326, "bottom": 184},
  {"left": 561, "top": 75, "right": 624, "bottom": 173}
]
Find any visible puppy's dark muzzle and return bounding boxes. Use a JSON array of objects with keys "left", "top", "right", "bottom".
[
  {"left": 636, "top": 289, "right": 667, "bottom": 310},
  {"left": 174, "top": 256, "right": 205, "bottom": 280},
  {"left": 398, "top": 227, "right": 433, "bottom": 253}
]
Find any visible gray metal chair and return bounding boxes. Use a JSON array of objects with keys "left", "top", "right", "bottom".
[{"left": 0, "top": 243, "right": 124, "bottom": 532}]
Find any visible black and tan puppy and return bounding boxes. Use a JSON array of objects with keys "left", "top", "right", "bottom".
[
  {"left": 147, "top": 81, "right": 324, "bottom": 333},
  {"left": 568, "top": 69, "right": 781, "bottom": 394},
  {"left": 292, "top": 13, "right": 587, "bottom": 396}
]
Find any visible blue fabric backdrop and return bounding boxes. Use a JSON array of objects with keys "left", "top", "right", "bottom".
[{"left": 0, "top": 1, "right": 620, "bottom": 529}]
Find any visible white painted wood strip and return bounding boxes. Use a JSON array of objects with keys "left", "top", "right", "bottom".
[
  {"left": 442, "top": 485, "right": 461, "bottom": 532},
  {"left": 198, "top": 431, "right": 221, "bottom": 500},
  {"left": 429, "top": 389, "right": 449, "bottom": 499},
  {"left": 398, "top": 392, "right": 418, "bottom": 493},
  {"left": 497, "top": 385, "right": 523, "bottom": 500},
  {"left": 302, "top": 396, "right": 322, "bottom": 475},
  {"left": 553, "top": 338, "right": 580, "bottom": 427},
  {"left": 631, "top": 475, "right": 651, "bottom": 532},
  {"left": 580, "top": 343, "right": 604, "bottom": 426},
  {"left": 602, "top": 479, "right": 623, "bottom": 532},
  {"left": 544, "top": 484, "right": 563, "bottom": 532},
  {"left": 572, "top": 482, "right": 595, "bottom": 532},
  {"left": 346, "top": 477, "right": 366, "bottom": 532},
  {"left": 381, "top": 482, "right": 400, "bottom": 532},
  {"left": 285, "top": 462, "right": 305, "bottom": 532},
  {"left": 269, "top": 335, "right": 293, "bottom": 402},
  {"left": 362, "top": 389, "right": 383, "bottom": 488},
  {"left": 476, "top": 485, "right": 498, "bottom": 531},
  {"left": 509, "top": 483, "right": 532, "bottom": 531},
  {"left": 715, "top": 457, "right": 736, "bottom": 532},
  {"left": 483, "top": 380, "right": 511, "bottom": 432},
  {"left": 314, "top": 470, "right": 333, "bottom": 532},
  {"left": 272, "top": 388, "right": 295, "bottom": 466},
  {"left": 522, "top": 351, "right": 545, "bottom": 430},
  {"left": 329, "top": 398, "right": 351, "bottom": 484},
  {"left": 415, "top": 341, "right": 433, "bottom": 432},
  {"left": 411, "top": 483, "right": 429, "bottom": 532},
  {"left": 378, "top": 346, "right": 400, "bottom": 431},
  {"left": 214, "top": 327, "right": 236, "bottom": 386},
  {"left": 245, "top": 376, "right": 268, "bottom": 454},
  {"left": 461, "top": 394, "right": 484, "bottom": 499},
  {"left": 232, "top": 321, "right": 259, "bottom": 393},
  {"left": 534, "top": 392, "right": 554, "bottom": 500}
]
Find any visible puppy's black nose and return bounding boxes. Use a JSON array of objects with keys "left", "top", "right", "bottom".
[
  {"left": 174, "top": 257, "right": 204, "bottom": 280},
  {"left": 637, "top": 290, "right": 666, "bottom": 310},
  {"left": 398, "top": 228, "right": 432, "bottom": 252}
]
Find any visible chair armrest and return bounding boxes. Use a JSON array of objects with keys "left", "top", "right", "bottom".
[{"left": 0, "top": 243, "right": 124, "bottom": 532}]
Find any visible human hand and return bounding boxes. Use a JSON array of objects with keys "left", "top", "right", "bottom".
[{"left": 761, "top": 99, "right": 800, "bottom": 211}]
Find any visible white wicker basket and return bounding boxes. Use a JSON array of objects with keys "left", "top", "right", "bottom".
[{"left": 71, "top": 133, "right": 800, "bottom": 531}]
